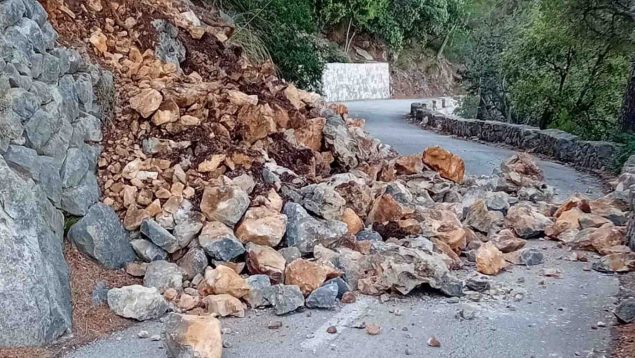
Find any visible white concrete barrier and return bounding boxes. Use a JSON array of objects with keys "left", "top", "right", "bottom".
[{"left": 322, "top": 63, "right": 390, "bottom": 102}]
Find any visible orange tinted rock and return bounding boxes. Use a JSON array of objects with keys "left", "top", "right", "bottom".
[
  {"left": 236, "top": 207, "right": 287, "bottom": 247},
  {"left": 246, "top": 243, "right": 286, "bottom": 283},
  {"left": 151, "top": 99, "right": 180, "bottom": 126},
  {"left": 572, "top": 225, "right": 625, "bottom": 255},
  {"left": 394, "top": 155, "right": 424, "bottom": 175},
  {"left": 422, "top": 147, "right": 465, "bottom": 184},
  {"left": 490, "top": 229, "right": 526, "bottom": 253},
  {"left": 164, "top": 313, "right": 222, "bottom": 358},
  {"left": 237, "top": 104, "right": 276, "bottom": 143},
  {"left": 367, "top": 194, "right": 412, "bottom": 224},
  {"left": 341, "top": 208, "right": 364, "bottom": 235},
  {"left": 203, "top": 294, "right": 246, "bottom": 318},
  {"left": 130, "top": 88, "right": 163, "bottom": 118},
  {"left": 476, "top": 242, "right": 506, "bottom": 275},
  {"left": 198, "top": 266, "right": 250, "bottom": 299},
  {"left": 284, "top": 259, "right": 339, "bottom": 296},
  {"left": 294, "top": 117, "right": 325, "bottom": 151}
]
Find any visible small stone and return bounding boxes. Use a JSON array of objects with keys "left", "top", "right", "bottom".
[
  {"left": 327, "top": 326, "right": 337, "bottom": 334},
  {"left": 138, "top": 330, "right": 149, "bottom": 339},
  {"left": 597, "top": 321, "right": 607, "bottom": 327},
  {"left": 222, "top": 340, "right": 232, "bottom": 348},
  {"left": 150, "top": 335, "right": 161, "bottom": 341},
  {"left": 263, "top": 284, "right": 305, "bottom": 315},
  {"left": 268, "top": 321, "right": 283, "bottom": 329},
  {"left": 465, "top": 275, "right": 491, "bottom": 292},
  {"left": 341, "top": 292, "right": 356, "bottom": 304},
  {"left": 107, "top": 285, "right": 168, "bottom": 321},
  {"left": 306, "top": 282, "right": 338, "bottom": 309},
  {"left": 427, "top": 336, "right": 441, "bottom": 348},
  {"left": 405, "top": 348, "right": 414, "bottom": 355},
  {"left": 366, "top": 324, "right": 381, "bottom": 336},
  {"left": 518, "top": 248, "right": 544, "bottom": 266}
]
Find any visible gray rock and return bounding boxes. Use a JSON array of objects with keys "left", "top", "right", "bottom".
[
  {"left": 14, "top": 17, "right": 45, "bottom": 53},
  {"left": 4, "top": 144, "right": 38, "bottom": 176},
  {"left": 60, "top": 147, "right": 89, "bottom": 188},
  {"left": 324, "top": 277, "right": 351, "bottom": 299},
  {"left": 457, "top": 303, "right": 478, "bottom": 320},
  {"left": 21, "top": 0, "right": 48, "bottom": 26},
  {"left": 518, "top": 248, "right": 544, "bottom": 266},
  {"left": 199, "top": 224, "right": 245, "bottom": 262},
  {"left": 107, "top": 285, "right": 168, "bottom": 321},
  {"left": 38, "top": 52, "right": 60, "bottom": 83},
  {"left": 92, "top": 281, "right": 109, "bottom": 305},
  {"left": 323, "top": 115, "right": 358, "bottom": 169},
  {"left": 485, "top": 191, "right": 510, "bottom": 213},
  {"left": 177, "top": 247, "right": 208, "bottom": 280},
  {"left": 0, "top": 158, "right": 71, "bottom": 347},
  {"left": 615, "top": 298, "right": 635, "bottom": 324},
  {"left": 68, "top": 203, "right": 136, "bottom": 269},
  {"left": 143, "top": 260, "right": 184, "bottom": 292},
  {"left": 300, "top": 182, "right": 346, "bottom": 220},
  {"left": 7, "top": 87, "right": 39, "bottom": 119},
  {"left": 306, "top": 282, "right": 338, "bottom": 309},
  {"left": 0, "top": 0, "right": 25, "bottom": 31},
  {"left": 283, "top": 202, "right": 348, "bottom": 254},
  {"left": 245, "top": 274, "right": 272, "bottom": 308},
  {"left": 173, "top": 216, "right": 203, "bottom": 250},
  {"left": 141, "top": 219, "right": 180, "bottom": 254},
  {"left": 131, "top": 239, "right": 168, "bottom": 262},
  {"left": 278, "top": 247, "right": 302, "bottom": 263},
  {"left": 465, "top": 275, "right": 491, "bottom": 292},
  {"left": 60, "top": 171, "right": 100, "bottom": 215},
  {"left": 36, "top": 155, "right": 62, "bottom": 205},
  {"left": 356, "top": 229, "right": 382, "bottom": 242},
  {"left": 263, "top": 284, "right": 305, "bottom": 315},
  {"left": 151, "top": 20, "right": 186, "bottom": 68}
]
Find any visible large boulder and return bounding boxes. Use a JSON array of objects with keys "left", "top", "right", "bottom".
[
  {"left": 200, "top": 185, "right": 249, "bottom": 227},
  {"left": 505, "top": 204, "right": 552, "bottom": 239},
  {"left": 246, "top": 243, "right": 286, "bottom": 283},
  {"left": 68, "top": 203, "right": 136, "bottom": 269},
  {"left": 164, "top": 313, "right": 222, "bottom": 358},
  {"left": 300, "top": 182, "right": 347, "bottom": 220},
  {"left": 284, "top": 259, "right": 338, "bottom": 296},
  {"left": 107, "top": 285, "right": 168, "bottom": 321},
  {"left": 0, "top": 158, "right": 71, "bottom": 347},
  {"left": 199, "top": 221, "right": 245, "bottom": 261},
  {"left": 236, "top": 206, "right": 287, "bottom": 247},
  {"left": 283, "top": 202, "right": 348, "bottom": 254},
  {"left": 143, "top": 260, "right": 185, "bottom": 292},
  {"left": 422, "top": 147, "right": 465, "bottom": 184}
]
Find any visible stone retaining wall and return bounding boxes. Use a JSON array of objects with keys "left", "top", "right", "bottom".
[
  {"left": 410, "top": 103, "right": 620, "bottom": 171},
  {"left": 322, "top": 62, "right": 390, "bottom": 102},
  {"left": 0, "top": 0, "right": 113, "bottom": 346}
]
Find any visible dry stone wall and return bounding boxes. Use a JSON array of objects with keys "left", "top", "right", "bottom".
[
  {"left": 0, "top": 0, "right": 115, "bottom": 346},
  {"left": 410, "top": 104, "right": 620, "bottom": 171}
]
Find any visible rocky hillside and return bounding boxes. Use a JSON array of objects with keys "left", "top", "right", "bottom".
[{"left": 1, "top": 0, "right": 634, "bottom": 356}]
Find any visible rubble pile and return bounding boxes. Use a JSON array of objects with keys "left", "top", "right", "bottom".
[{"left": 39, "top": 0, "right": 635, "bottom": 355}]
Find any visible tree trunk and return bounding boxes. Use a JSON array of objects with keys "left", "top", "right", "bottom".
[
  {"left": 620, "top": 56, "right": 635, "bottom": 133},
  {"left": 437, "top": 23, "right": 458, "bottom": 60}
]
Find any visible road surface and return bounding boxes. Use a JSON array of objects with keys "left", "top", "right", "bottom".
[{"left": 66, "top": 99, "right": 618, "bottom": 358}]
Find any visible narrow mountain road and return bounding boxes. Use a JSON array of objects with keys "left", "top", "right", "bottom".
[
  {"left": 346, "top": 99, "right": 605, "bottom": 200},
  {"left": 67, "top": 100, "right": 619, "bottom": 358}
]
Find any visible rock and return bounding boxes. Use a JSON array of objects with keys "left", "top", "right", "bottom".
[
  {"left": 485, "top": 191, "right": 511, "bottom": 213},
  {"left": 341, "top": 207, "right": 364, "bottom": 235},
  {"left": 590, "top": 199, "right": 628, "bottom": 226},
  {"left": 422, "top": 146, "right": 465, "bottom": 184},
  {"left": 579, "top": 213, "right": 612, "bottom": 229},
  {"left": 357, "top": 242, "right": 462, "bottom": 297},
  {"left": 592, "top": 253, "right": 635, "bottom": 273},
  {"left": 203, "top": 294, "right": 246, "bottom": 318},
  {"left": 615, "top": 298, "right": 635, "bottom": 324},
  {"left": 173, "top": 216, "right": 203, "bottom": 249},
  {"left": 268, "top": 321, "right": 283, "bottom": 329},
  {"left": 129, "top": 88, "right": 162, "bottom": 118},
  {"left": 518, "top": 248, "right": 544, "bottom": 266},
  {"left": 506, "top": 204, "right": 552, "bottom": 239},
  {"left": 198, "top": 265, "right": 250, "bottom": 299},
  {"left": 245, "top": 274, "right": 272, "bottom": 308},
  {"left": 107, "top": 285, "right": 168, "bottom": 321},
  {"left": 465, "top": 275, "right": 491, "bottom": 292},
  {"left": 458, "top": 303, "right": 478, "bottom": 320},
  {"left": 323, "top": 115, "right": 359, "bottom": 169},
  {"left": 476, "top": 242, "right": 506, "bottom": 275},
  {"left": 164, "top": 313, "right": 222, "bottom": 358},
  {"left": 341, "top": 291, "right": 356, "bottom": 303},
  {"left": 263, "top": 284, "right": 305, "bottom": 315},
  {"left": 366, "top": 324, "right": 381, "bottom": 336},
  {"left": 176, "top": 294, "right": 199, "bottom": 311},
  {"left": 236, "top": 206, "right": 287, "bottom": 247},
  {"left": 326, "top": 326, "right": 337, "bottom": 334},
  {"left": 126, "top": 262, "right": 149, "bottom": 277},
  {"left": 131, "top": 239, "right": 168, "bottom": 262},
  {"left": 283, "top": 202, "right": 348, "bottom": 254},
  {"left": 324, "top": 277, "right": 351, "bottom": 298},
  {"left": 199, "top": 221, "right": 246, "bottom": 262},
  {"left": 200, "top": 185, "right": 250, "bottom": 227},
  {"left": 246, "top": 243, "right": 286, "bottom": 283},
  {"left": 366, "top": 192, "right": 413, "bottom": 225},
  {"left": 177, "top": 248, "right": 208, "bottom": 280},
  {"left": 572, "top": 225, "right": 625, "bottom": 255},
  {"left": 306, "top": 282, "right": 338, "bottom": 309},
  {"left": 490, "top": 229, "right": 526, "bottom": 253},
  {"left": 285, "top": 259, "right": 338, "bottom": 296},
  {"left": 141, "top": 219, "right": 180, "bottom": 253},
  {"left": 463, "top": 200, "right": 502, "bottom": 234},
  {"left": 143, "top": 260, "right": 184, "bottom": 292},
  {"left": 427, "top": 336, "right": 441, "bottom": 348},
  {"left": 300, "top": 182, "right": 347, "bottom": 220},
  {"left": 67, "top": 203, "right": 136, "bottom": 269},
  {"left": 356, "top": 229, "right": 382, "bottom": 242},
  {"left": 278, "top": 247, "right": 302, "bottom": 263}
]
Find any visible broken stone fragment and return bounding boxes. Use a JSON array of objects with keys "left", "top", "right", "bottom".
[
  {"left": 465, "top": 275, "right": 491, "bottom": 292},
  {"left": 463, "top": 200, "right": 503, "bottom": 235},
  {"left": 198, "top": 265, "right": 250, "bottom": 299},
  {"left": 300, "top": 182, "right": 347, "bottom": 220},
  {"left": 489, "top": 229, "right": 526, "bottom": 253},
  {"left": 306, "top": 281, "right": 338, "bottom": 309},
  {"left": 236, "top": 206, "right": 287, "bottom": 247},
  {"left": 615, "top": 298, "right": 635, "bottom": 324},
  {"left": 107, "top": 285, "right": 168, "bottom": 321},
  {"left": 571, "top": 225, "right": 625, "bottom": 255},
  {"left": 141, "top": 219, "right": 180, "bottom": 253},
  {"left": 203, "top": 294, "right": 246, "bottom": 318},
  {"left": 245, "top": 274, "right": 272, "bottom": 308},
  {"left": 200, "top": 185, "right": 250, "bottom": 227},
  {"left": 164, "top": 313, "right": 222, "bottom": 358},
  {"left": 246, "top": 243, "right": 286, "bottom": 284},
  {"left": 284, "top": 259, "right": 339, "bottom": 296},
  {"left": 198, "top": 221, "right": 246, "bottom": 262},
  {"left": 476, "top": 242, "right": 506, "bottom": 275},
  {"left": 283, "top": 202, "right": 348, "bottom": 255},
  {"left": 422, "top": 146, "right": 465, "bottom": 184},
  {"left": 177, "top": 248, "right": 208, "bottom": 280},
  {"left": 341, "top": 207, "right": 364, "bottom": 235},
  {"left": 278, "top": 247, "right": 302, "bottom": 263},
  {"left": 324, "top": 277, "right": 352, "bottom": 298},
  {"left": 592, "top": 252, "right": 635, "bottom": 273},
  {"left": 144, "top": 260, "right": 185, "bottom": 292},
  {"left": 263, "top": 284, "right": 305, "bottom": 315},
  {"left": 505, "top": 204, "right": 552, "bottom": 239},
  {"left": 129, "top": 88, "right": 162, "bottom": 118},
  {"left": 131, "top": 239, "right": 168, "bottom": 262}
]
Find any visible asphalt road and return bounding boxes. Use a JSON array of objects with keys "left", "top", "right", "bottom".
[{"left": 66, "top": 99, "right": 619, "bottom": 358}]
